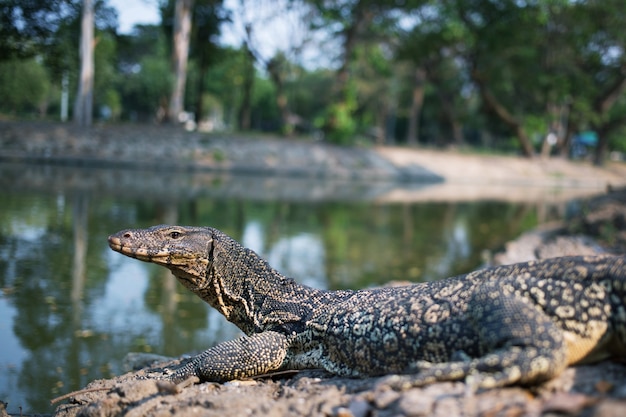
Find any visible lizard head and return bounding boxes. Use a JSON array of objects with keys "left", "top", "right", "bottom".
[
  {"left": 108, "top": 225, "right": 214, "bottom": 288},
  {"left": 109, "top": 224, "right": 303, "bottom": 329}
]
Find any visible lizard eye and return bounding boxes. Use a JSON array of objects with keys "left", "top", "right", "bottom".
[{"left": 169, "top": 231, "right": 182, "bottom": 239}]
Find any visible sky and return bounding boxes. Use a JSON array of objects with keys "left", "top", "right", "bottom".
[
  {"left": 108, "top": 0, "right": 282, "bottom": 48},
  {"left": 109, "top": 0, "right": 160, "bottom": 34},
  {"left": 107, "top": 0, "right": 333, "bottom": 68}
]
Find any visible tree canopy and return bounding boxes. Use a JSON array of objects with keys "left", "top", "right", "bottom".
[{"left": 1, "top": 0, "right": 625, "bottom": 162}]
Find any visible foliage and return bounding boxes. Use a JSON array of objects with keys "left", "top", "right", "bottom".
[
  {"left": 201, "top": 47, "right": 251, "bottom": 129},
  {"left": 121, "top": 55, "right": 172, "bottom": 121},
  {"left": 287, "top": 69, "right": 335, "bottom": 126},
  {"left": 610, "top": 133, "right": 626, "bottom": 154},
  {"left": 0, "top": 0, "right": 117, "bottom": 120},
  {"left": 385, "top": 0, "right": 626, "bottom": 160},
  {"left": 320, "top": 100, "right": 357, "bottom": 144},
  {"left": 93, "top": 31, "right": 120, "bottom": 119},
  {"left": 0, "top": 58, "right": 51, "bottom": 115},
  {"left": 303, "top": 0, "right": 404, "bottom": 144},
  {"left": 2, "top": 0, "right": 626, "bottom": 162},
  {"left": 116, "top": 25, "right": 171, "bottom": 121},
  {"left": 0, "top": 0, "right": 76, "bottom": 60}
]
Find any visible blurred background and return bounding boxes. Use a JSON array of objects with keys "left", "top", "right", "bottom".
[{"left": 1, "top": 0, "right": 626, "bottom": 159}]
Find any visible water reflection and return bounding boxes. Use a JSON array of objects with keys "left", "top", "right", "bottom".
[{"left": 0, "top": 163, "right": 564, "bottom": 413}]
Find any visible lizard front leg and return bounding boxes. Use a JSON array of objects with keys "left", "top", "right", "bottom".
[{"left": 164, "top": 331, "right": 290, "bottom": 383}]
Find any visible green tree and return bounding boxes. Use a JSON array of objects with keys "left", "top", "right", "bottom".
[
  {"left": 0, "top": 58, "right": 51, "bottom": 115},
  {"left": 201, "top": 46, "right": 246, "bottom": 129},
  {"left": 287, "top": 68, "right": 334, "bottom": 131},
  {"left": 453, "top": 0, "right": 551, "bottom": 157},
  {"left": 94, "top": 31, "right": 121, "bottom": 120},
  {"left": 160, "top": 0, "right": 227, "bottom": 124},
  {"left": 189, "top": 0, "right": 228, "bottom": 123},
  {"left": 266, "top": 53, "right": 292, "bottom": 135},
  {"left": 0, "top": 0, "right": 76, "bottom": 60},
  {"left": 116, "top": 25, "right": 171, "bottom": 121},
  {"left": 395, "top": 0, "right": 626, "bottom": 161},
  {"left": 305, "top": 0, "right": 403, "bottom": 144},
  {"left": 0, "top": 0, "right": 117, "bottom": 121},
  {"left": 559, "top": 0, "right": 626, "bottom": 164}
]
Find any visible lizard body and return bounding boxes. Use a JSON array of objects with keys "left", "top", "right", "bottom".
[{"left": 108, "top": 225, "right": 626, "bottom": 388}]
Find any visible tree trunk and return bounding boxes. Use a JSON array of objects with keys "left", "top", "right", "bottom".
[
  {"left": 592, "top": 131, "right": 609, "bottom": 166},
  {"left": 437, "top": 91, "right": 464, "bottom": 146},
  {"left": 168, "top": 0, "right": 194, "bottom": 123},
  {"left": 73, "top": 0, "right": 94, "bottom": 127},
  {"left": 592, "top": 116, "right": 626, "bottom": 165},
  {"left": 471, "top": 69, "right": 535, "bottom": 157},
  {"left": 271, "top": 74, "right": 290, "bottom": 135},
  {"left": 334, "top": 6, "right": 373, "bottom": 99},
  {"left": 195, "top": 47, "right": 207, "bottom": 125},
  {"left": 450, "top": 118, "right": 464, "bottom": 146},
  {"left": 592, "top": 70, "right": 626, "bottom": 165},
  {"left": 406, "top": 67, "right": 426, "bottom": 146},
  {"left": 267, "top": 57, "right": 292, "bottom": 135},
  {"left": 238, "top": 43, "right": 254, "bottom": 131},
  {"left": 375, "top": 101, "right": 387, "bottom": 145}
]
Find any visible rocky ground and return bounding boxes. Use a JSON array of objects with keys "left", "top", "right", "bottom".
[
  {"left": 2, "top": 121, "right": 626, "bottom": 417},
  {"left": 50, "top": 361, "right": 626, "bottom": 417}
]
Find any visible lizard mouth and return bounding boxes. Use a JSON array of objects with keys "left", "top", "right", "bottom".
[
  {"left": 107, "top": 235, "right": 169, "bottom": 263},
  {"left": 107, "top": 235, "right": 123, "bottom": 251}
]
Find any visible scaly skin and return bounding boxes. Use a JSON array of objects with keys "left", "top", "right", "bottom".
[{"left": 108, "top": 224, "right": 626, "bottom": 388}]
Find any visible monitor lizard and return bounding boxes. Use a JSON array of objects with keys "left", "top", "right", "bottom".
[{"left": 108, "top": 224, "right": 626, "bottom": 389}]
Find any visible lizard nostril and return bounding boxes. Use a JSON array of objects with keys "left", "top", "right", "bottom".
[{"left": 123, "top": 232, "right": 131, "bottom": 238}]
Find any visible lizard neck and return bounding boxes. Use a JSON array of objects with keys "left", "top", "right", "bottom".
[{"left": 176, "top": 230, "right": 324, "bottom": 335}]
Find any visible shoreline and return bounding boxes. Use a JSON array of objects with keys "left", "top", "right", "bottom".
[{"left": 2, "top": 120, "right": 625, "bottom": 205}]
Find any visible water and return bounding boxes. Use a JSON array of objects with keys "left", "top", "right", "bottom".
[{"left": 0, "top": 162, "right": 565, "bottom": 413}]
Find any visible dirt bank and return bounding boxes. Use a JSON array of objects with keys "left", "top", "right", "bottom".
[
  {"left": 375, "top": 146, "right": 626, "bottom": 203},
  {"left": 377, "top": 146, "right": 626, "bottom": 188}
]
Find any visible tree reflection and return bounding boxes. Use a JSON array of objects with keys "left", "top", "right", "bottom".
[
  {"left": 71, "top": 194, "right": 88, "bottom": 329},
  {"left": 2, "top": 192, "right": 98, "bottom": 412}
]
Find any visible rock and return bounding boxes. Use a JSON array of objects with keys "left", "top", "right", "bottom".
[
  {"left": 592, "top": 399, "right": 626, "bottom": 417},
  {"left": 373, "top": 389, "right": 401, "bottom": 409},
  {"left": 334, "top": 399, "right": 371, "bottom": 417},
  {"left": 493, "top": 227, "right": 606, "bottom": 266},
  {"left": 0, "top": 401, "right": 9, "bottom": 417},
  {"left": 541, "top": 392, "right": 598, "bottom": 415},
  {"left": 396, "top": 388, "right": 435, "bottom": 417}
]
